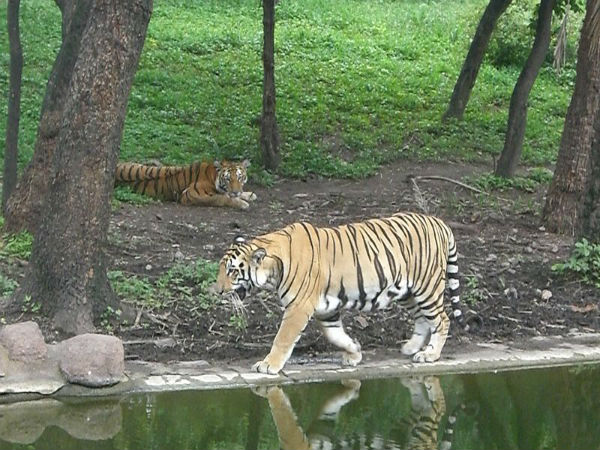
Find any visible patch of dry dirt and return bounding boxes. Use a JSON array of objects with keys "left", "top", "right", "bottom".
[{"left": 7, "top": 159, "right": 600, "bottom": 366}]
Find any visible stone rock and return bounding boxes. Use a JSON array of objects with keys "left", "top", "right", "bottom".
[
  {"left": 57, "top": 334, "right": 124, "bottom": 387},
  {"left": 0, "top": 321, "right": 47, "bottom": 363}
]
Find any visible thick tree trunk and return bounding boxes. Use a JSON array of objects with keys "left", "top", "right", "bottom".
[
  {"left": 2, "top": 0, "right": 22, "bottom": 214},
  {"left": 443, "top": 0, "right": 513, "bottom": 121},
  {"left": 3, "top": 0, "right": 93, "bottom": 233},
  {"left": 260, "top": 0, "right": 280, "bottom": 171},
  {"left": 543, "top": 0, "right": 600, "bottom": 235},
  {"left": 16, "top": 0, "right": 152, "bottom": 334},
  {"left": 495, "top": 0, "right": 555, "bottom": 178},
  {"left": 580, "top": 110, "right": 600, "bottom": 239}
]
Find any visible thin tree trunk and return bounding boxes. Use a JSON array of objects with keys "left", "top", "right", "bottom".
[
  {"left": 543, "top": 0, "right": 600, "bottom": 235},
  {"left": 2, "top": 0, "right": 22, "bottom": 214},
  {"left": 3, "top": 0, "right": 93, "bottom": 233},
  {"left": 260, "top": 0, "right": 280, "bottom": 171},
  {"left": 495, "top": 0, "right": 555, "bottom": 178},
  {"left": 17, "top": 0, "right": 152, "bottom": 334},
  {"left": 443, "top": 0, "right": 513, "bottom": 121}
]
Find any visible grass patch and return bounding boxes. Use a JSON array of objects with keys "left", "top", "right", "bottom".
[
  {"left": 468, "top": 167, "right": 554, "bottom": 192},
  {"left": 0, "top": 0, "right": 575, "bottom": 179},
  {"left": 112, "top": 185, "right": 159, "bottom": 206},
  {"left": 1, "top": 230, "right": 33, "bottom": 260},
  {"left": 108, "top": 258, "right": 219, "bottom": 309}
]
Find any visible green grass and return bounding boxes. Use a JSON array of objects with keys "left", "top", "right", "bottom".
[
  {"left": 108, "top": 258, "right": 219, "bottom": 310},
  {"left": 0, "top": 0, "right": 576, "bottom": 180}
]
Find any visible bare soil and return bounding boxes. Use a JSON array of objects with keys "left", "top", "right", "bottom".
[{"left": 6, "top": 159, "right": 600, "bottom": 366}]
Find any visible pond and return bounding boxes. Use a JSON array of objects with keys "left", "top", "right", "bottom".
[{"left": 1, "top": 364, "right": 599, "bottom": 450}]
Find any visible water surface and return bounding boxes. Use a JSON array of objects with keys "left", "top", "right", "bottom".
[{"left": 1, "top": 364, "right": 599, "bottom": 450}]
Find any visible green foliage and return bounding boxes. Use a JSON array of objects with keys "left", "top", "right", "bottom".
[
  {"left": 113, "top": 186, "right": 158, "bottom": 206},
  {"left": 1, "top": 231, "right": 33, "bottom": 260},
  {"left": 0, "top": 0, "right": 575, "bottom": 179},
  {"left": 228, "top": 313, "right": 248, "bottom": 331},
  {"left": 0, "top": 274, "right": 18, "bottom": 297},
  {"left": 552, "top": 239, "right": 600, "bottom": 288},
  {"left": 108, "top": 270, "right": 157, "bottom": 306},
  {"left": 487, "top": 0, "right": 537, "bottom": 68},
  {"left": 464, "top": 275, "right": 487, "bottom": 305},
  {"left": 469, "top": 167, "right": 553, "bottom": 192},
  {"left": 21, "top": 294, "right": 41, "bottom": 314},
  {"left": 109, "top": 259, "right": 219, "bottom": 310}
]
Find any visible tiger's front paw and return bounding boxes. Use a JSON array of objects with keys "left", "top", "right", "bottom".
[
  {"left": 252, "top": 357, "right": 283, "bottom": 374},
  {"left": 231, "top": 198, "right": 250, "bottom": 210},
  {"left": 342, "top": 350, "right": 362, "bottom": 366},
  {"left": 241, "top": 191, "right": 257, "bottom": 202}
]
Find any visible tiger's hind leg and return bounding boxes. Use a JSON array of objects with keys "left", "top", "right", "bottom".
[
  {"left": 403, "top": 278, "right": 449, "bottom": 362},
  {"left": 317, "top": 316, "right": 362, "bottom": 366}
]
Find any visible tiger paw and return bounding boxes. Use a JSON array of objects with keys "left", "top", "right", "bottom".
[
  {"left": 241, "top": 191, "right": 257, "bottom": 201},
  {"left": 231, "top": 198, "right": 250, "bottom": 210},
  {"left": 252, "top": 357, "right": 283, "bottom": 374},
  {"left": 412, "top": 349, "right": 441, "bottom": 363},
  {"left": 342, "top": 350, "right": 362, "bottom": 366}
]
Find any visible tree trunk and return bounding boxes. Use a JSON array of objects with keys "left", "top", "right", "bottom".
[
  {"left": 260, "top": 0, "right": 280, "bottom": 171},
  {"left": 2, "top": 0, "right": 23, "bottom": 214},
  {"left": 543, "top": 0, "right": 600, "bottom": 235},
  {"left": 443, "top": 0, "right": 513, "bottom": 121},
  {"left": 580, "top": 109, "right": 600, "bottom": 239},
  {"left": 495, "top": 0, "right": 555, "bottom": 178},
  {"left": 3, "top": 0, "right": 93, "bottom": 233},
  {"left": 16, "top": 0, "right": 152, "bottom": 334}
]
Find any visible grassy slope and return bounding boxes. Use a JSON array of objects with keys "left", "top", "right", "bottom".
[{"left": 0, "top": 0, "right": 575, "bottom": 180}]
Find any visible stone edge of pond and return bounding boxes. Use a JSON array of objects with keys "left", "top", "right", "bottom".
[{"left": 2, "top": 332, "right": 600, "bottom": 402}]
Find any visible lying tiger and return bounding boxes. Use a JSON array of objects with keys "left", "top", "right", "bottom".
[
  {"left": 114, "top": 159, "right": 257, "bottom": 209},
  {"left": 215, "top": 212, "right": 470, "bottom": 374}
]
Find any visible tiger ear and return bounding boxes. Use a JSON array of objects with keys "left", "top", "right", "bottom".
[
  {"left": 234, "top": 235, "right": 246, "bottom": 244},
  {"left": 251, "top": 248, "right": 267, "bottom": 265},
  {"left": 214, "top": 160, "right": 221, "bottom": 169},
  {"left": 242, "top": 159, "right": 250, "bottom": 168}
]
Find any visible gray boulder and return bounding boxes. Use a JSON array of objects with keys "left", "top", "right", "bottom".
[
  {"left": 57, "top": 334, "right": 124, "bottom": 387},
  {"left": 0, "top": 321, "right": 47, "bottom": 363}
]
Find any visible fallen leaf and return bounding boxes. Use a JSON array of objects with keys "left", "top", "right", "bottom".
[{"left": 570, "top": 304, "right": 598, "bottom": 313}]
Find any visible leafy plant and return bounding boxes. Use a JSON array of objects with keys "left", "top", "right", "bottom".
[
  {"left": 113, "top": 186, "right": 158, "bottom": 206},
  {"left": 1, "top": 231, "right": 33, "bottom": 260},
  {"left": 229, "top": 313, "right": 247, "bottom": 332},
  {"left": 22, "top": 294, "right": 41, "bottom": 314},
  {"left": 100, "top": 305, "right": 122, "bottom": 333},
  {"left": 463, "top": 275, "right": 487, "bottom": 305},
  {"left": 108, "top": 270, "right": 158, "bottom": 306},
  {"left": 552, "top": 239, "right": 600, "bottom": 288},
  {"left": 0, "top": 274, "right": 18, "bottom": 297}
]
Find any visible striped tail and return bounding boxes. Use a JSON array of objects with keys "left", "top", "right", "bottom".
[{"left": 447, "top": 233, "right": 469, "bottom": 331}]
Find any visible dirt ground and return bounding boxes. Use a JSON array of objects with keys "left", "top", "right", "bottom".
[{"left": 6, "top": 159, "right": 600, "bottom": 366}]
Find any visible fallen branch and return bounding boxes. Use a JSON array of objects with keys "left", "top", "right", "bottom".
[{"left": 407, "top": 175, "right": 513, "bottom": 204}]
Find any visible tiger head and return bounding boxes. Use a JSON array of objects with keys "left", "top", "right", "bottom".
[
  {"left": 214, "top": 237, "right": 282, "bottom": 300},
  {"left": 214, "top": 159, "right": 250, "bottom": 198}
]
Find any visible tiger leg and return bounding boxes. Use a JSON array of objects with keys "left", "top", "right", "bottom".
[
  {"left": 180, "top": 186, "right": 249, "bottom": 209},
  {"left": 401, "top": 314, "right": 431, "bottom": 357},
  {"left": 411, "top": 282, "right": 449, "bottom": 362},
  {"left": 317, "top": 317, "right": 362, "bottom": 366},
  {"left": 254, "top": 304, "right": 313, "bottom": 374}
]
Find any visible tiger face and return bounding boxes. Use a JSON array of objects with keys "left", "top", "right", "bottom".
[
  {"left": 214, "top": 159, "right": 250, "bottom": 198},
  {"left": 214, "top": 237, "right": 281, "bottom": 300}
]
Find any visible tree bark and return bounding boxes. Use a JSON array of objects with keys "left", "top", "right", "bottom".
[
  {"left": 3, "top": 0, "right": 93, "bottom": 233},
  {"left": 442, "top": 0, "right": 512, "bottom": 120},
  {"left": 443, "top": 0, "right": 513, "bottom": 121},
  {"left": 495, "top": 0, "right": 555, "bottom": 178},
  {"left": 543, "top": 0, "right": 600, "bottom": 235},
  {"left": 2, "top": 0, "right": 23, "bottom": 214},
  {"left": 260, "top": 0, "right": 280, "bottom": 171},
  {"left": 17, "top": 0, "right": 152, "bottom": 334}
]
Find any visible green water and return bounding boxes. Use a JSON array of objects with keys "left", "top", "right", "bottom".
[{"left": 1, "top": 364, "right": 600, "bottom": 450}]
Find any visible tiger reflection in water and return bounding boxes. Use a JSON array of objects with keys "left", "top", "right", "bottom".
[{"left": 254, "top": 376, "right": 464, "bottom": 450}]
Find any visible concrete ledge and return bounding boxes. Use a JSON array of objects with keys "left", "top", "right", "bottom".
[{"left": 2, "top": 332, "right": 600, "bottom": 402}]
